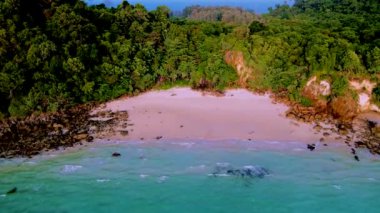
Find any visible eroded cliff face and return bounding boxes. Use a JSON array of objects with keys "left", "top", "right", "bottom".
[
  {"left": 302, "top": 76, "right": 380, "bottom": 121},
  {"left": 302, "top": 76, "right": 331, "bottom": 110},
  {"left": 349, "top": 79, "right": 379, "bottom": 112},
  {"left": 224, "top": 51, "right": 252, "bottom": 87},
  {"left": 224, "top": 52, "right": 380, "bottom": 121},
  {"left": 330, "top": 94, "right": 359, "bottom": 121}
]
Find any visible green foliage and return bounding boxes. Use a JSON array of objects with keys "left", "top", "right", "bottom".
[
  {"left": 0, "top": 0, "right": 171, "bottom": 116},
  {"left": 331, "top": 75, "right": 349, "bottom": 97},
  {"left": 249, "top": 21, "right": 266, "bottom": 34},
  {"left": 0, "top": 0, "right": 379, "bottom": 118},
  {"left": 373, "top": 85, "right": 380, "bottom": 105}
]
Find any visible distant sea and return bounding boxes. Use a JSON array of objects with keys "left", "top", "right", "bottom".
[{"left": 84, "top": 0, "right": 292, "bottom": 14}]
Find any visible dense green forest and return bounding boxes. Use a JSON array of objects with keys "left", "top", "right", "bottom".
[
  {"left": 246, "top": 0, "right": 380, "bottom": 103},
  {"left": 0, "top": 0, "right": 379, "bottom": 118}
]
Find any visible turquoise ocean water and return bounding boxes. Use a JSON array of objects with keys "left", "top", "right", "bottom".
[{"left": 1, "top": 140, "right": 380, "bottom": 213}]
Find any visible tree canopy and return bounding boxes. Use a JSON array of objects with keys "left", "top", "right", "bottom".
[{"left": 0, "top": 0, "right": 379, "bottom": 117}]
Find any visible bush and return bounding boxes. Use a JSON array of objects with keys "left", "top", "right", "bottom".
[
  {"left": 249, "top": 21, "right": 266, "bottom": 35},
  {"left": 331, "top": 76, "right": 349, "bottom": 97},
  {"left": 373, "top": 85, "right": 380, "bottom": 105}
]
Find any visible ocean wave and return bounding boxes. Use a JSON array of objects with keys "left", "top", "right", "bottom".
[
  {"left": 61, "top": 165, "right": 83, "bottom": 173},
  {"left": 187, "top": 164, "right": 206, "bottom": 170},
  {"left": 157, "top": 176, "right": 169, "bottom": 183},
  {"left": 96, "top": 179, "right": 110, "bottom": 183},
  {"left": 171, "top": 142, "right": 195, "bottom": 148},
  {"left": 333, "top": 185, "right": 342, "bottom": 190},
  {"left": 208, "top": 173, "right": 230, "bottom": 177}
]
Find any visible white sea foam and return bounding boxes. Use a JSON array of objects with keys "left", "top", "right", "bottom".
[
  {"left": 157, "top": 176, "right": 168, "bottom": 183},
  {"left": 188, "top": 165, "right": 206, "bottom": 170},
  {"left": 24, "top": 161, "right": 37, "bottom": 165},
  {"left": 61, "top": 165, "right": 83, "bottom": 173},
  {"left": 333, "top": 185, "right": 342, "bottom": 190},
  {"left": 243, "top": 165, "right": 255, "bottom": 170},
  {"left": 208, "top": 173, "right": 230, "bottom": 177},
  {"left": 140, "top": 174, "right": 148, "bottom": 179},
  {"left": 171, "top": 142, "right": 195, "bottom": 148},
  {"left": 216, "top": 162, "right": 230, "bottom": 167},
  {"left": 96, "top": 179, "right": 110, "bottom": 183}
]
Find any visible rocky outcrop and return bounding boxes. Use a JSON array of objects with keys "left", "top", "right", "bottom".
[
  {"left": 302, "top": 76, "right": 331, "bottom": 110},
  {"left": 285, "top": 103, "right": 331, "bottom": 123},
  {"left": 330, "top": 94, "right": 359, "bottom": 121},
  {"left": 352, "top": 113, "right": 380, "bottom": 154},
  {"left": 225, "top": 51, "right": 253, "bottom": 87},
  {"left": 0, "top": 104, "right": 129, "bottom": 158},
  {"left": 211, "top": 163, "right": 270, "bottom": 179},
  {"left": 302, "top": 77, "right": 379, "bottom": 121}
]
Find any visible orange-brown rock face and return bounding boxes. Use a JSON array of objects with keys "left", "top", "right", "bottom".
[
  {"left": 330, "top": 94, "right": 358, "bottom": 121},
  {"left": 224, "top": 51, "right": 252, "bottom": 87}
]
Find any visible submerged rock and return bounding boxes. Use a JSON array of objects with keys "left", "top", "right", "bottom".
[
  {"left": 307, "top": 144, "right": 316, "bottom": 151},
  {"left": 112, "top": 152, "right": 121, "bottom": 157},
  {"left": 212, "top": 163, "right": 270, "bottom": 179},
  {"left": 6, "top": 187, "right": 17, "bottom": 195}
]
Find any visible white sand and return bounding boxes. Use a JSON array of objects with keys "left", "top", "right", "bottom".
[{"left": 93, "top": 88, "right": 337, "bottom": 143}]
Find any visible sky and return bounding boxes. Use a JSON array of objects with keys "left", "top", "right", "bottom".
[{"left": 85, "top": 0, "right": 292, "bottom": 14}]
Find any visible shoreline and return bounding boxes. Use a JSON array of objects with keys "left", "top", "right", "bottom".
[
  {"left": 1, "top": 87, "right": 378, "bottom": 158},
  {"left": 0, "top": 138, "right": 361, "bottom": 165},
  {"left": 91, "top": 87, "right": 347, "bottom": 144}
]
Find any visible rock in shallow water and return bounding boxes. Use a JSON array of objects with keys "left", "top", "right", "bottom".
[
  {"left": 6, "top": 187, "right": 17, "bottom": 195},
  {"left": 112, "top": 152, "right": 121, "bottom": 157},
  {"left": 307, "top": 144, "right": 316, "bottom": 151},
  {"left": 211, "top": 163, "right": 270, "bottom": 179}
]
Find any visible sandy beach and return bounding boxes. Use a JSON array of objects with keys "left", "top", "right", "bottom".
[{"left": 92, "top": 88, "right": 343, "bottom": 143}]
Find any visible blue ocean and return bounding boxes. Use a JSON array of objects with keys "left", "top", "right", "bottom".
[{"left": 1, "top": 140, "right": 379, "bottom": 213}]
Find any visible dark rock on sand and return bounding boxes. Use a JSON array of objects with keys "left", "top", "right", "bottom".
[
  {"left": 354, "top": 155, "right": 360, "bottom": 161},
  {"left": 73, "top": 133, "right": 88, "bottom": 141},
  {"left": 86, "top": 136, "right": 94, "bottom": 142},
  {"left": 351, "top": 148, "right": 356, "bottom": 155},
  {"left": 323, "top": 132, "right": 330, "bottom": 137},
  {"left": 119, "top": 130, "right": 129, "bottom": 136}
]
